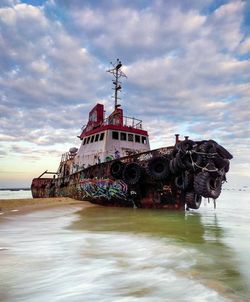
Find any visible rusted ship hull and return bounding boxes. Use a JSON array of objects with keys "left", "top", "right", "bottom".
[
  {"left": 31, "top": 175, "right": 184, "bottom": 209},
  {"left": 31, "top": 147, "right": 181, "bottom": 209},
  {"left": 31, "top": 139, "right": 232, "bottom": 210}
]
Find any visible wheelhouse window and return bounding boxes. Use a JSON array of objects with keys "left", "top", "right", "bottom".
[
  {"left": 142, "top": 136, "right": 147, "bottom": 144},
  {"left": 112, "top": 131, "right": 119, "bottom": 140},
  {"left": 90, "top": 135, "right": 95, "bottom": 143},
  {"left": 95, "top": 134, "right": 99, "bottom": 142},
  {"left": 135, "top": 135, "right": 140, "bottom": 143},
  {"left": 120, "top": 132, "right": 127, "bottom": 141},
  {"left": 128, "top": 133, "right": 133, "bottom": 142},
  {"left": 100, "top": 132, "right": 105, "bottom": 141},
  {"left": 83, "top": 138, "right": 87, "bottom": 145},
  {"left": 87, "top": 137, "right": 91, "bottom": 144}
]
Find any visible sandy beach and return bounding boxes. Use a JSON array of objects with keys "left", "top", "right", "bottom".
[{"left": 0, "top": 197, "right": 96, "bottom": 214}]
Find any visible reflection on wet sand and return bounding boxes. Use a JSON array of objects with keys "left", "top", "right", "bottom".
[
  {"left": 70, "top": 207, "right": 249, "bottom": 301},
  {"left": 0, "top": 194, "right": 249, "bottom": 302},
  {"left": 70, "top": 207, "right": 206, "bottom": 242}
]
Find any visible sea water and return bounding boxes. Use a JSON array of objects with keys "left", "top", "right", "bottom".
[
  {"left": 0, "top": 190, "right": 249, "bottom": 302},
  {"left": 0, "top": 190, "right": 32, "bottom": 199}
]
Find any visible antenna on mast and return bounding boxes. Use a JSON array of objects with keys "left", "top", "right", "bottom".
[{"left": 107, "top": 59, "right": 127, "bottom": 110}]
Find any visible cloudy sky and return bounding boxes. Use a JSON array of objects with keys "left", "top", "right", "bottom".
[{"left": 0, "top": 0, "right": 249, "bottom": 188}]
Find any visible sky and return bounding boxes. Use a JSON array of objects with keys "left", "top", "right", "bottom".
[{"left": 0, "top": 0, "right": 250, "bottom": 188}]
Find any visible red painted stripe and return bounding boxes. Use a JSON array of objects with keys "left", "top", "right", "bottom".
[{"left": 80, "top": 124, "right": 148, "bottom": 138}]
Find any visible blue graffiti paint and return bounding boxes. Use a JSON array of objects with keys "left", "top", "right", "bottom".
[{"left": 79, "top": 179, "right": 128, "bottom": 200}]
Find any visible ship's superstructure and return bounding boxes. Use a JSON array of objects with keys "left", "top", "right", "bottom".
[
  {"left": 75, "top": 103, "right": 149, "bottom": 167},
  {"left": 57, "top": 60, "right": 150, "bottom": 178}
]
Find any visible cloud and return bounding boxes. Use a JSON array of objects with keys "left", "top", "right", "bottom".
[
  {"left": 0, "top": 3, "right": 107, "bottom": 110},
  {"left": 0, "top": 1, "right": 111, "bottom": 155},
  {"left": 239, "top": 37, "right": 250, "bottom": 54},
  {"left": 69, "top": 2, "right": 208, "bottom": 61},
  {"left": 0, "top": 0, "right": 249, "bottom": 187}
]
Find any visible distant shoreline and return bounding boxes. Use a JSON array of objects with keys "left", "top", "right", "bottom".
[{"left": 0, "top": 188, "right": 31, "bottom": 191}]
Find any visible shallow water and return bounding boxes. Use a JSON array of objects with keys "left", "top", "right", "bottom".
[
  {"left": 0, "top": 191, "right": 250, "bottom": 301},
  {"left": 0, "top": 190, "right": 32, "bottom": 199}
]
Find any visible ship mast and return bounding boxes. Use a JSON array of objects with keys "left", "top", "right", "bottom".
[{"left": 107, "top": 59, "right": 127, "bottom": 110}]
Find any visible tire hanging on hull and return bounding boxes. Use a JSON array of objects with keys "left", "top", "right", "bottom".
[
  {"left": 194, "top": 171, "right": 222, "bottom": 199},
  {"left": 146, "top": 156, "right": 169, "bottom": 180},
  {"left": 110, "top": 160, "right": 124, "bottom": 179},
  {"left": 122, "top": 162, "right": 142, "bottom": 185},
  {"left": 185, "top": 191, "right": 202, "bottom": 209},
  {"left": 175, "top": 172, "right": 192, "bottom": 191}
]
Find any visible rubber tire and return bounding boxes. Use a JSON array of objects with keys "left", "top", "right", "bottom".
[
  {"left": 216, "top": 144, "right": 233, "bottom": 160},
  {"left": 178, "top": 140, "right": 195, "bottom": 154},
  {"left": 224, "top": 160, "right": 230, "bottom": 173},
  {"left": 185, "top": 192, "right": 202, "bottom": 209},
  {"left": 175, "top": 153, "right": 186, "bottom": 170},
  {"left": 146, "top": 156, "right": 169, "bottom": 180},
  {"left": 175, "top": 174, "right": 184, "bottom": 189},
  {"left": 203, "top": 140, "right": 217, "bottom": 153},
  {"left": 214, "top": 155, "right": 228, "bottom": 170},
  {"left": 182, "top": 152, "right": 202, "bottom": 170},
  {"left": 122, "top": 162, "right": 142, "bottom": 185},
  {"left": 194, "top": 172, "right": 222, "bottom": 199},
  {"left": 110, "top": 161, "right": 124, "bottom": 179},
  {"left": 175, "top": 172, "right": 193, "bottom": 190},
  {"left": 169, "top": 158, "right": 175, "bottom": 174},
  {"left": 170, "top": 158, "right": 180, "bottom": 174}
]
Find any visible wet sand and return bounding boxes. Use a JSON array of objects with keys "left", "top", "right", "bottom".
[
  {"left": 0, "top": 197, "right": 97, "bottom": 214},
  {"left": 0, "top": 192, "right": 249, "bottom": 301}
]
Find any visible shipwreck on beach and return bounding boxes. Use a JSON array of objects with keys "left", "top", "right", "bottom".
[{"left": 31, "top": 60, "right": 233, "bottom": 210}]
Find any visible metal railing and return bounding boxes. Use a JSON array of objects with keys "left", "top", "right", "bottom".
[{"left": 102, "top": 115, "right": 143, "bottom": 129}]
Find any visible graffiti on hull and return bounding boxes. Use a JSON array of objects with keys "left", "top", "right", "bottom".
[{"left": 79, "top": 179, "right": 128, "bottom": 200}]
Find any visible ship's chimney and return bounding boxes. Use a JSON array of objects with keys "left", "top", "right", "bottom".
[
  {"left": 175, "top": 134, "right": 180, "bottom": 145},
  {"left": 184, "top": 136, "right": 189, "bottom": 141}
]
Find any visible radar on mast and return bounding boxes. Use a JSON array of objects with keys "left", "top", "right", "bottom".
[{"left": 107, "top": 59, "right": 127, "bottom": 110}]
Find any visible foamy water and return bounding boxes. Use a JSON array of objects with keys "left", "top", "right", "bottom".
[{"left": 0, "top": 191, "right": 249, "bottom": 302}]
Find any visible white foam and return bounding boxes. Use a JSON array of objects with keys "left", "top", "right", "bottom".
[{"left": 0, "top": 207, "right": 238, "bottom": 302}]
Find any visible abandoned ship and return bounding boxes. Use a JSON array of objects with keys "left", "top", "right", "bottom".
[{"left": 31, "top": 60, "right": 233, "bottom": 210}]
